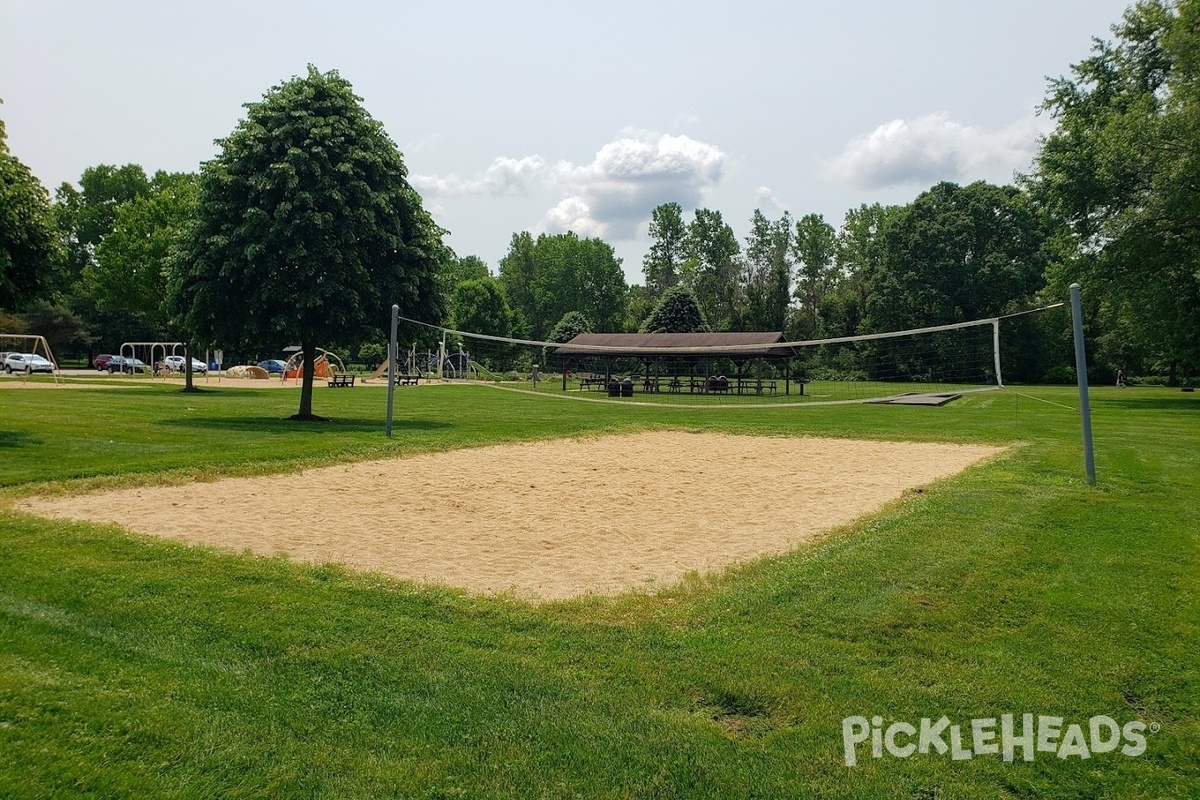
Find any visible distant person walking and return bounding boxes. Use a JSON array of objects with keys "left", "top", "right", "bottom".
[{"left": 1116, "top": 369, "right": 1126, "bottom": 387}]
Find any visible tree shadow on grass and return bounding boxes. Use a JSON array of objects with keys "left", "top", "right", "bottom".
[
  {"left": 159, "top": 416, "right": 451, "bottom": 435},
  {"left": 1097, "top": 394, "right": 1200, "bottom": 412},
  {"left": 0, "top": 430, "right": 41, "bottom": 448}
]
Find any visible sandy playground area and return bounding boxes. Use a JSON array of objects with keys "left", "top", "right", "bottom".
[{"left": 20, "top": 431, "right": 1001, "bottom": 601}]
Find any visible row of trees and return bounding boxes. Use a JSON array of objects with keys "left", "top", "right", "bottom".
[
  {"left": 1029, "top": 0, "right": 1200, "bottom": 384},
  {"left": 1, "top": 1, "right": 1196, "bottom": 418}
]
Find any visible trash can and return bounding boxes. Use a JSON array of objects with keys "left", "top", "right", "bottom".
[
  {"left": 607, "top": 379, "right": 621, "bottom": 397},
  {"left": 621, "top": 377, "right": 634, "bottom": 397}
]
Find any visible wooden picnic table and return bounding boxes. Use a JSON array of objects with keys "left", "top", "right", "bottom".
[
  {"left": 734, "top": 377, "right": 778, "bottom": 395},
  {"left": 578, "top": 374, "right": 793, "bottom": 396}
]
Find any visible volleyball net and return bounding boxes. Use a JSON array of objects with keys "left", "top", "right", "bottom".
[{"left": 387, "top": 304, "right": 1065, "bottom": 406}]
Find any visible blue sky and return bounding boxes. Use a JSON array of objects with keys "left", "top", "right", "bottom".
[{"left": 2, "top": 0, "right": 1134, "bottom": 283}]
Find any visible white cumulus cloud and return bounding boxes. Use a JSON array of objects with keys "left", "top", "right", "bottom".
[
  {"left": 541, "top": 196, "right": 604, "bottom": 239},
  {"left": 412, "top": 131, "right": 727, "bottom": 242},
  {"left": 824, "top": 112, "right": 1049, "bottom": 190},
  {"left": 411, "top": 155, "right": 549, "bottom": 198},
  {"left": 754, "top": 186, "right": 788, "bottom": 214},
  {"left": 540, "top": 132, "right": 726, "bottom": 240}
]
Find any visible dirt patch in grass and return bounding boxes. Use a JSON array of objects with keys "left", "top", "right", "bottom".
[{"left": 19, "top": 431, "right": 1001, "bottom": 600}]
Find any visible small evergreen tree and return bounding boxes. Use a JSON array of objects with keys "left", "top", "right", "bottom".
[
  {"left": 548, "top": 311, "right": 591, "bottom": 343},
  {"left": 639, "top": 286, "right": 709, "bottom": 333}
]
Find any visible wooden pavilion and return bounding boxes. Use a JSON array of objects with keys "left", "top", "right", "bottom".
[{"left": 554, "top": 332, "right": 801, "bottom": 395}]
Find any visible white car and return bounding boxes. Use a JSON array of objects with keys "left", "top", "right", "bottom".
[
  {"left": 3, "top": 353, "right": 56, "bottom": 374},
  {"left": 162, "top": 355, "right": 208, "bottom": 374}
]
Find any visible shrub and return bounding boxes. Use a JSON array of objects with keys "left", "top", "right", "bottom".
[
  {"left": 1041, "top": 365, "right": 1076, "bottom": 385},
  {"left": 358, "top": 342, "right": 387, "bottom": 370},
  {"left": 549, "top": 312, "right": 591, "bottom": 343}
]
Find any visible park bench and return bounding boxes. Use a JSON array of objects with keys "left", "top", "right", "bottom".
[
  {"left": 328, "top": 374, "right": 356, "bottom": 388},
  {"left": 397, "top": 373, "right": 420, "bottom": 386}
]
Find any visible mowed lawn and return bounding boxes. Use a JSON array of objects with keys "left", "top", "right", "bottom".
[{"left": 0, "top": 381, "right": 1196, "bottom": 798}]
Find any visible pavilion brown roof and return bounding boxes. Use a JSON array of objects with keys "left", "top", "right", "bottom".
[{"left": 554, "top": 332, "right": 794, "bottom": 358}]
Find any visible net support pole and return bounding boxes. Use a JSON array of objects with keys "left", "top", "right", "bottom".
[
  {"left": 436, "top": 331, "right": 446, "bottom": 381},
  {"left": 992, "top": 319, "right": 1004, "bottom": 388},
  {"left": 385, "top": 304, "right": 399, "bottom": 438},
  {"left": 1069, "top": 283, "right": 1096, "bottom": 485}
]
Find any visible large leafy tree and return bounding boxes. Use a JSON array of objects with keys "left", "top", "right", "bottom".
[
  {"left": 89, "top": 171, "right": 200, "bottom": 388},
  {"left": 642, "top": 202, "right": 687, "bottom": 302},
  {"left": 451, "top": 278, "right": 514, "bottom": 368},
  {"left": 497, "top": 231, "right": 538, "bottom": 335},
  {"left": 624, "top": 283, "right": 653, "bottom": 332},
  {"left": 438, "top": 254, "right": 489, "bottom": 304},
  {"left": 682, "top": 208, "right": 740, "bottom": 330},
  {"left": 0, "top": 109, "right": 61, "bottom": 311},
  {"left": 90, "top": 172, "right": 197, "bottom": 333},
  {"left": 1029, "top": 0, "right": 1200, "bottom": 381},
  {"left": 497, "top": 231, "right": 627, "bottom": 339},
  {"left": 17, "top": 301, "right": 92, "bottom": 359},
  {"left": 792, "top": 213, "right": 838, "bottom": 338},
  {"left": 171, "top": 66, "right": 447, "bottom": 419},
  {"left": 53, "top": 163, "right": 152, "bottom": 294},
  {"left": 821, "top": 203, "right": 899, "bottom": 338},
  {"left": 742, "top": 209, "right": 792, "bottom": 332},
  {"left": 865, "top": 181, "right": 1047, "bottom": 333}
]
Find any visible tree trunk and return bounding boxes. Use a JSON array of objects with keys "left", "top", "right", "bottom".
[
  {"left": 181, "top": 343, "right": 200, "bottom": 393},
  {"left": 292, "top": 340, "right": 327, "bottom": 421}
]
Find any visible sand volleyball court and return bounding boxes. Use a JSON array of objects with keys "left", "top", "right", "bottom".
[{"left": 21, "top": 431, "right": 1000, "bottom": 600}]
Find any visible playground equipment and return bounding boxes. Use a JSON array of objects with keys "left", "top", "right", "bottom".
[
  {"left": 118, "top": 341, "right": 185, "bottom": 376},
  {"left": 368, "top": 345, "right": 471, "bottom": 381},
  {"left": 0, "top": 334, "right": 62, "bottom": 384},
  {"left": 227, "top": 365, "right": 270, "bottom": 379},
  {"left": 283, "top": 348, "right": 346, "bottom": 380}
]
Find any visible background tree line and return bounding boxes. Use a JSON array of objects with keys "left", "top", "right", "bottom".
[{"left": 2, "top": 1, "right": 1195, "bottom": 386}]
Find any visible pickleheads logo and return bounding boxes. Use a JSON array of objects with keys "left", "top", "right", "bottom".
[{"left": 841, "top": 714, "right": 1155, "bottom": 767}]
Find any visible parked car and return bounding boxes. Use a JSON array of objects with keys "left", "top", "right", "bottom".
[
  {"left": 163, "top": 355, "right": 208, "bottom": 375},
  {"left": 107, "top": 356, "right": 149, "bottom": 374},
  {"left": 258, "top": 359, "right": 287, "bottom": 374},
  {"left": 93, "top": 353, "right": 116, "bottom": 371},
  {"left": 3, "top": 353, "right": 56, "bottom": 374}
]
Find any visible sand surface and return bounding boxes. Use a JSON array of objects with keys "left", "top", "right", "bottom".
[{"left": 20, "top": 431, "right": 1000, "bottom": 600}]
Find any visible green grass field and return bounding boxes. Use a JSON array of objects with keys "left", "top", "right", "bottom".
[
  {"left": 0, "top": 380, "right": 1196, "bottom": 798},
  {"left": 514, "top": 376, "right": 993, "bottom": 406}
]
